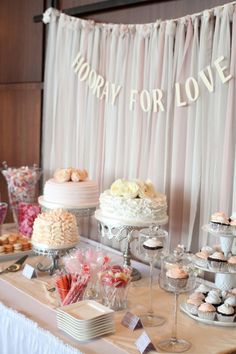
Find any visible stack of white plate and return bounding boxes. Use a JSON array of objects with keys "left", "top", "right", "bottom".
[{"left": 56, "top": 300, "right": 115, "bottom": 341}]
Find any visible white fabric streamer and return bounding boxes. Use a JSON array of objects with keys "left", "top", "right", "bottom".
[{"left": 42, "top": 3, "right": 236, "bottom": 251}]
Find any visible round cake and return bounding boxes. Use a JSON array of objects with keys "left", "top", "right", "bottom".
[
  {"left": 31, "top": 209, "right": 79, "bottom": 249},
  {"left": 41, "top": 168, "right": 99, "bottom": 208},
  {"left": 97, "top": 179, "right": 168, "bottom": 223}
]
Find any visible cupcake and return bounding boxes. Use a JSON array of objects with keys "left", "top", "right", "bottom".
[
  {"left": 200, "top": 246, "right": 214, "bottom": 255},
  {"left": 207, "top": 252, "right": 227, "bottom": 272},
  {"left": 186, "top": 298, "right": 203, "bottom": 315},
  {"left": 228, "top": 256, "right": 236, "bottom": 273},
  {"left": 195, "top": 284, "right": 210, "bottom": 296},
  {"left": 216, "top": 303, "right": 235, "bottom": 322},
  {"left": 229, "top": 288, "right": 236, "bottom": 296},
  {"left": 193, "top": 251, "right": 209, "bottom": 268},
  {"left": 166, "top": 267, "right": 189, "bottom": 290},
  {"left": 189, "top": 292, "right": 205, "bottom": 301},
  {"left": 224, "top": 295, "right": 236, "bottom": 308},
  {"left": 230, "top": 213, "right": 236, "bottom": 235},
  {"left": 142, "top": 238, "right": 163, "bottom": 251},
  {"left": 209, "top": 211, "right": 230, "bottom": 233},
  {"left": 198, "top": 303, "right": 216, "bottom": 320},
  {"left": 205, "top": 291, "right": 222, "bottom": 308}
]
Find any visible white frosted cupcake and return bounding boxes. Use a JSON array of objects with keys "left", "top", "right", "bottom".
[
  {"left": 201, "top": 246, "right": 214, "bottom": 255},
  {"left": 217, "top": 303, "right": 235, "bottom": 322},
  {"left": 198, "top": 303, "right": 216, "bottom": 320},
  {"left": 225, "top": 295, "right": 236, "bottom": 308},
  {"left": 186, "top": 298, "right": 203, "bottom": 315},
  {"left": 205, "top": 291, "right": 222, "bottom": 308},
  {"left": 195, "top": 284, "right": 210, "bottom": 296},
  {"left": 143, "top": 238, "right": 163, "bottom": 251},
  {"left": 209, "top": 211, "right": 230, "bottom": 233},
  {"left": 207, "top": 252, "right": 228, "bottom": 272},
  {"left": 228, "top": 256, "right": 236, "bottom": 273}
]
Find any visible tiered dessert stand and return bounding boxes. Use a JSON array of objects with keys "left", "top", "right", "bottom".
[
  {"left": 95, "top": 210, "right": 168, "bottom": 281},
  {"left": 180, "top": 224, "right": 236, "bottom": 327},
  {"left": 196, "top": 225, "right": 236, "bottom": 290}
]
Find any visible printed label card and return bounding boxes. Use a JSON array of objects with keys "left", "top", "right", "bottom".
[
  {"left": 121, "top": 311, "right": 143, "bottom": 330},
  {"left": 135, "top": 331, "right": 157, "bottom": 354},
  {"left": 22, "top": 264, "right": 37, "bottom": 279}
]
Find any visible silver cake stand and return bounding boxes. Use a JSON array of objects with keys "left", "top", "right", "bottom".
[
  {"left": 32, "top": 243, "right": 78, "bottom": 275},
  {"left": 95, "top": 210, "right": 168, "bottom": 281}
]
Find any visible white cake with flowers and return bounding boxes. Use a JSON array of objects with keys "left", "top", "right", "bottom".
[
  {"left": 31, "top": 209, "right": 79, "bottom": 249},
  {"left": 39, "top": 168, "right": 99, "bottom": 209},
  {"left": 96, "top": 178, "right": 168, "bottom": 224}
]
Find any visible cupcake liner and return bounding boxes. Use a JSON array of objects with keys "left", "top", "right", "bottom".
[
  {"left": 186, "top": 303, "right": 199, "bottom": 316},
  {"left": 167, "top": 276, "right": 188, "bottom": 290},
  {"left": 197, "top": 310, "right": 216, "bottom": 321},
  {"left": 228, "top": 264, "right": 236, "bottom": 273},
  {"left": 193, "top": 255, "right": 208, "bottom": 268},
  {"left": 207, "top": 260, "right": 228, "bottom": 272},
  {"left": 209, "top": 222, "right": 230, "bottom": 233},
  {"left": 216, "top": 313, "right": 235, "bottom": 322}
]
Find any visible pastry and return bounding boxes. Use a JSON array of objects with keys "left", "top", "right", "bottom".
[
  {"left": 4, "top": 244, "right": 14, "bottom": 253},
  {"left": 166, "top": 267, "right": 189, "bottom": 289},
  {"left": 207, "top": 252, "right": 227, "bottom": 271},
  {"left": 209, "top": 211, "right": 230, "bottom": 232},
  {"left": 197, "top": 303, "right": 216, "bottom": 320},
  {"left": 143, "top": 238, "right": 163, "bottom": 250},
  {"left": 186, "top": 298, "right": 203, "bottom": 315},
  {"left": 216, "top": 303, "right": 235, "bottom": 322}
]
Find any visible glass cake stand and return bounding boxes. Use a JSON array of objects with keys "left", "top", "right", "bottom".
[
  {"left": 95, "top": 210, "right": 168, "bottom": 281},
  {"left": 32, "top": 242, "right": 78, "bottom": 275}
]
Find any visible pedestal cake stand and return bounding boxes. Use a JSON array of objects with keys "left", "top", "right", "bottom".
[
  {"left": 32, "top": 242, "right": 78, "bottom": 275},
  {"left": 95, "top": 210, "right": 168, "bottom": 281}
]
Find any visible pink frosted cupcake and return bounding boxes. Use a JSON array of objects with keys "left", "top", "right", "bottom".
[
  {"left": 189, "top": 292, "right": 205, "bottom": 301},
  {"left": 228, "top": 256, "right": 236, "bottom": 273},
  {"left": 166, "top": 267, "right": 189, "bottom": 289},
  {"left": 193, "top": 251, "right": 209, "bottom": 268},
  {"left": 198, "top": 303, "right": 216, "bottom": 320},
  {"left": 207, "top": 252, "right": 227, "bottom": 272},
  {"left": 186, "top": 298, "right": 203, "bottom": 315},
  {"left": 209, "top": 211, "right": 230, "bottom": 233},
  {"left": 216, "top": 303, "right": 235, "bottom": 322}
]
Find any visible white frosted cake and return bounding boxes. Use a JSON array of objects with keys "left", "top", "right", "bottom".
[
  {"left": 41, "top": 168, "right": 99, "bottom": 208},
  {"left": 31, "top": 209, "right": 79, "bottom": 249},
  {"left": 97, "top": 179, "right": 168, "bottom": 223}
]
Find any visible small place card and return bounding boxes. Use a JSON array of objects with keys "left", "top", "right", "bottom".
[
  {"left": 121, "top": 311, "right": 143, "bottom": 330},
  {"left": 135, "top": 331, "right": 156, "bottom": 354},
  {"left": 22, "top": 264, "right": 37, "bottom": 279}
]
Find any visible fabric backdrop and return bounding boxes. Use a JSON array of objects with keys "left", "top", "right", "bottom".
[{"left": 42, "top": 3, "right": 236, "bottom": 251}]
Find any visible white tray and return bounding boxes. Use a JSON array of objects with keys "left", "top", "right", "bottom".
[
  {"left": 180, "top": 302, "right": 236, "bottom": 327},
  {"left": 0, "top": 249, "right": 33, "bottom": 263}
]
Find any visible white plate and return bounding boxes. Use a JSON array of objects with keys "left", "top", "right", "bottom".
[
  {"left": 180, "top": 303, "right": 236, "bottom": 327},
  {"left": 57, "top": 323, "right": 115, "bottom": 341},
  {"left": 57, "top": 300, "right": 114, "bottom": 322},
  {"left": 57, "top": 320, "right": 115, "bottom": 335},
  {"left": 56, "top": 313, "right": 114, "bottom": 328}
]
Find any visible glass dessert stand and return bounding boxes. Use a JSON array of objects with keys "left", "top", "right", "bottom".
[
  {"left": 32, "top": 243, "right": 78, "bottom": 275},
  {"left": 201, "top": 225, "right": 236, "bottom": 290},
  {"left": 158, "top": 246, "right": 197, "bottom": 353},
  {"left": 95, "top": 210, "right": 168, "bottom": 281}
]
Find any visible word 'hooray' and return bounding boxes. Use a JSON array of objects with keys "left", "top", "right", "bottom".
[{"left": 72, "top": 51, "right": 232, "bottom": 113}]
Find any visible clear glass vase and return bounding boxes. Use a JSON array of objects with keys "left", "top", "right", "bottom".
[{"left": 1, "top": 164, "right": 42, "bottom": 224}]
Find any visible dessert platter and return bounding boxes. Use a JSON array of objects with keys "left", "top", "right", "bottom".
[{"left": 182, "top": 211, "right": 236, "bottom": 327}]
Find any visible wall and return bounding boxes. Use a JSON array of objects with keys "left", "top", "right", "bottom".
[{"left": 0, "top": 0, "right": 44, "bottom": 221}]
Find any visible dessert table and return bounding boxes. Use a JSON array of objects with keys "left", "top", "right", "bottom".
[{"left": 0, "top": 229, "right": 236, "bottom": 354}]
